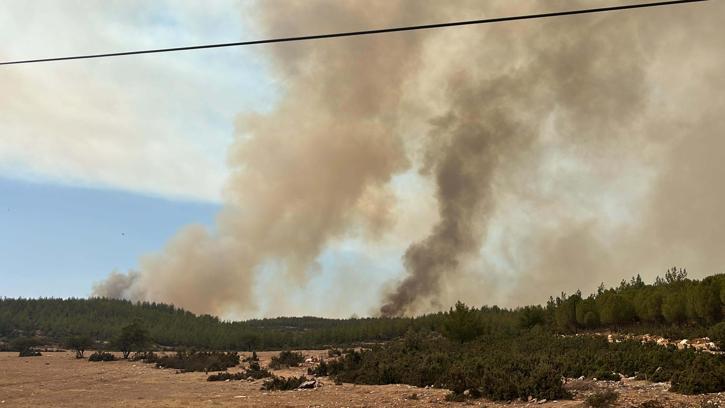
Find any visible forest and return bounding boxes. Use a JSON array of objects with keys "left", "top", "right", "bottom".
[
  {"left": 1, "top": 268, "right": 725, "bottom": 350},
  {"left": 3, "top": 268, "right": 725, "bottom": 400}
]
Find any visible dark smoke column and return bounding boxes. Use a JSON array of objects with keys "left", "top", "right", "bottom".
[{"left": 380, "top": 82, "right": 529, "bottom": 316}]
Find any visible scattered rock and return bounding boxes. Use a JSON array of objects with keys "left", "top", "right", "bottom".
[{"left": 298, "top": 380, "right": 318, "bottom": 389}]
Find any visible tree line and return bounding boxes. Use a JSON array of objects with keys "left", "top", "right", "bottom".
[
  {"left": 545, "top": 268, "right": 725, "bottom": 332},
  {"left": 1, "top": 268, "right": 724, "bottom": 351}
]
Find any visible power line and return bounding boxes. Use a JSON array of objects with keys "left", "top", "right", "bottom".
[{"left": 0, "top": 0, "right": 707, "bottom": 66}]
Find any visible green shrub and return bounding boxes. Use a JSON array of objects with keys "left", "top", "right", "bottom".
[
  {"left": 670, "top": 354, "right": 725, "bottom": 394},
  {"left": 130, "top": 351, "right": 158, "bottom": 362},
  {"left": 114, "top": 321, "right": 151, "bottom": 359},
  {"left": 709, "top": 322, "right": 725, "bottom": 349},
  {"left": 585, "top": 389, "right": 618, "bottom": 407},
  {"left": 308, "top": 360, "right": 328, "bottom": 376},
  {"left": 154, "top": 351, "right": 239, "bottom": 372},
  {"left": 207, "top": 371, "right": 245, "bottom": 381},
  {"left": 324, "top": 332, "right": 725, "bottom": 400},
  {"left": 11, "top": 337, "right": 41, "bottom": 356},
  {"left": 65, "top": 335, "right": 93, "bottom": 359},
  {"left": 245, "top": 363, "right": 272, "bottom": 379},
  {"left": 269, "top": 351, "right": 305, "bottom": 369},
  {"left": 326, "top": 334, "right": 569, "bottom": 401},
  {"left": 261, "top": 375, "right": 308, "bottom": 391},
  {"left": 206, "top": 364, "right": 271, "bottom": 381},
  {"left": 88, "top": 351, "right": 116, "bottom": 362},
  {"left": 444, "top": 391, "right": 466, "bottom": 402}
]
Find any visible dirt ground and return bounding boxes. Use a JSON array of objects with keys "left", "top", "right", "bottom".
[{"left": 0, "top": 350, "right": 722, "bottom": 407}]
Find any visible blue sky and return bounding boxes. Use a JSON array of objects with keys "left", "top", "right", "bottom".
[{"left": 0, "top": 176, "right": 219, "bottom": 298}]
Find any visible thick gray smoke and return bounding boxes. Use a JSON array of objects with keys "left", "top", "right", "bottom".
[
  {"left": 380, "top": 2, "right": 652, "bottom": 315},
  {"left": 94, "top": 0, "right": 436, "bottom": 316},
  {"left": 95, "top": 0, "right": 725, "bottom": 317}
]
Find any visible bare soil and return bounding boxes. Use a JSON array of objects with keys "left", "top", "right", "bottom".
[{"left": 0, "top": 351, "right": 722, "bottom": 407}]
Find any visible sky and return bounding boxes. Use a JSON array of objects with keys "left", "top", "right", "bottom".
[
  {"left": 0, "top": 0, "right": 412, "bottom": 316},
  {"left": 0, "top": 176, "right": 218, "bottom": 297},
  {"left": 0, "top": 0, "right": 269, "bottom": 295},
  {"left": 1, "top": 0, "right": 723, "bottom": 319}
]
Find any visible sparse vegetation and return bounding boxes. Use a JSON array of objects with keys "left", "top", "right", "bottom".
[
  {"left": 88, "top": 351, "right": 116, "bottom": 362},
  {"left": 308, "top": 359, "right": 328, "bottom": 376},
  {"left": 245, "top": 362, "right": 272, "bottom": 379},
  {"left": 152, "top": 351, "right": 239, "bottom": 372},
  {"left": 243, "top": 351, "right": 259, "bottom": 362},
  {"left": 207, "top": 371, "right": 245, "bottom": 381},
  {"left": 130, "top": 351, "right": 158, "bottom": 362},
  {"left": 261, "top": 375, "right": 309, "bottom": 391},
  {"left": 584, "top": 389, "right": 619, "bottom": 407},
  {"left": 11, "top": 337, "right": 42, "bottom": 357},
  {"left": 269, "top": 350, "right": 305, "bottom": 369},
  {"left": 115, "top": 321, "right": 150, "bottom": 359},
  {"left": 206, "top": 363, "right": 271, "bottom": 381},
  {"left": 65, "top": 335, "right": 93, "bottom": 358}
]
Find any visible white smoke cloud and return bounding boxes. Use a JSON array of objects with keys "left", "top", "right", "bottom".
[{"left": 0, "top": 0, "right": 274, "bottom": 202}]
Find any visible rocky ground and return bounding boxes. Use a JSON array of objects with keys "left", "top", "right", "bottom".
[{"left": 0, "top": 350, "right": 723, "bottom": 407}]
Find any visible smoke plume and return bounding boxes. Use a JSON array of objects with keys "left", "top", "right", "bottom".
[
  {"left": 94, "top": 0, "right": 435, "bottom": 316},
  {"left": 94, "top": 0, "right": 725, "bottom": 317}
]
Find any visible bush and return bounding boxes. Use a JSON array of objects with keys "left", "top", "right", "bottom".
[
  {"left": 130, "top": 351, "right": 158, "bottom": 363},
  {"left": 114, "top": 321, "right": 151, "bottom": 359},
  {"left": 207, "top": 364, "right": 271, "bottom": 381},
  {"left": 245, "top": 362, "right": 272, "bottom": 379},
  {"left": 153, "top": 351, "right": 239, "bottom": 373},
  {"left": 243, "top": 351, "right": 259, "bottom": 362},
  {"left": 269, "top": 351, "right": 305, "bottom": 369},
  {"left": 328, "top": 348, "right": 342, "bottom": 357},
  {"left": 323, "top": 332, "right": 725, "bottom": 400},
  {"left": 65, "top": 335, "right": 93, "bottom": 359},
  {"left": 207, "top": 371, "right": 245, "bottom": 381},
  {"left": 88, "top": 351, "right": 116, "bottom": 362},
  {"left": 444, "top": 391, "right": 466, "bottom": 402},
  {"left": 308, "top": 360, "right": 328, "bottom": 376},
  {"left": 261, "top": 375, "right": 309, "bottom": 391},
  {"left": 709, "top": 322, "right": 725, "bottom": 350},
  {"left": 11, "top": 337, "right": 41, "bottom": 356},
  {"left": 325, "top": 334, "right": 570, "bottom": 401},
  {"left": 585, "top": 389, "right": 619, "bottom": 408},
  {"left": 670, "top": 354, "right": 725, "bottom": 394}
]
